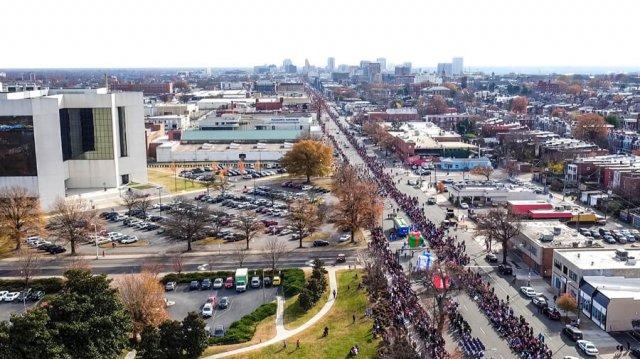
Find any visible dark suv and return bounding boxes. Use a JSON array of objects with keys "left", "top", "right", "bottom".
[
  {"left": 497, "top": 264, "right": 513, "bottom": 275},
  {"left": 562, "top": 325, "right": 583, "bottom": 341}
]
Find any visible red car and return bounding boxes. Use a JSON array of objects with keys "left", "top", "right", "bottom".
[
  {"left": 543, "top": 306, "right": 561, "bottom": 321},
  {"left": 224, "top": 277, "right": 234, "bottom": 289},
  {"left": 262, "top": 220, "right": 278, "bottom": 227}
]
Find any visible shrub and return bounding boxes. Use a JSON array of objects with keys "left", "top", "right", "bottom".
[
  {"left": 161, "top": 271, "right": 234, "bottom": 284},
  {"left": 281, "top": 268, "right": 305, "bottom": 298},
  {"left": 208, "top": 302, "right": 277, "bottom": 345},
  {"left": 0, "top": 277, "right": 64, "bottom": 293}
]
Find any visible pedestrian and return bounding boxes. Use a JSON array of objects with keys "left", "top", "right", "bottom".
[
  {"left": 353, "top": 314, "right": 356, "bottom": 323},
  {"left": 323, "top": 326, "right": 329, "bottom": 337},
  {"left": 283, "top": 340, "right": 287, "bottom": 349},
  {"left": 296, "top": 339, "right": 300, "bottom": 349},
  {"left": 102, "top": 250, "right": 105, "bottom": 257},
  {"left": 333, "top": 289, "right": 336, "bottom": 299}
]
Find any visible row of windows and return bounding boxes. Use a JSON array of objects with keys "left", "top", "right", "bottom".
[{"left": 60, "top": 107, "right": 129, "bottom": 161}]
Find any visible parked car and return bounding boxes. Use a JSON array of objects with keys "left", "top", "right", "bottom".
[
  {"left": 520, "top": 286, "right": 540, "bottom": 298},
  {"left": 485, "top": 253, "right": 498, "bottom": 263},
  {"left": 213, "top": 278, "right": 224, "bottom": 289},
  {"left": 427, "top": 197, "right": 436, "bottom": 205},
  {"left": 251, "top": 277, "right": 261, "bottom": 288},
  {"left": 201, "top": 303, "right": 213, "bottom": 318},
  {"left": 218, "top": 297, "right": 229, "bottom": 309},
  {"left": 272, "top": 275, "right": 281, "bottom": 286},
  {"left": 3, "top": 292, "right": 20, "bottom": 302},
  {"left": 189, "top": 281, "right": 200, "bottom": 291},
  {"left": 497, "top": 264, "right": 513, "bottom": 275},
  {"left": 201, "top": 278, "right": 212, "bottom": 290},
  {"left": 460, "top": 203, "right": 469, "bottom": 209},
  {"left": 576, "top": 340, "right": 598, "bottom": 357},
  {"left": 542, "top": 306, "right": 561, "bottom": 320},
  {"left": 263, "top": 277, "right": 272, "bottom": 287},
  {"left": 338, "top": 234, "right": 351, "bottom": 243},
  {"left": 532, "top": 295, "right": 547, "bottom": 307},
  {"left": 562, "top": 325, "right": 583, "bottom": 341},
  {"left": 224, "top": 277, "right": 234, "bottom": 289},
  {"left": 16, "top": 289, "right": 31, "bottom": 302},
  {"left": 212, "top": 325, "right": 225, "bottom": 337},
  {"left": 313, "top": 240, "right": 330, "bottom": 247}
]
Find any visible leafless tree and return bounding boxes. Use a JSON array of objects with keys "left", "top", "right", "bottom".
[
  {"left": 235, "top": 211, "right": 264, "bottom": 250},
  {"left": 16, "top": 248, "right": 40, "bottom": 288},
  {"left": 163, "top": 200, "right": 212, "bottom": 251},
  {"left": 415, "top": 260, "right": 462, "bottom": 334},
  {"left": 0, "top": 186, "right": 43, "bottom": 250},
  {"left": 288, "top": 198, "right": 321, "bottom": 248},
  {"left": 231, "top": 243, "right": 250, "bottom": 267},
  {"left": 172, "top": 253, "right": 184, "bottom": 274},
  {"left": 47, "top": 197, "right": 100, "bottom": 255},
  {"left": 121, "top": 191, "right": 152, "bottom": 217},
  {"left": 476, "top": 209, "right": 522, "bottom": 264},
  {"left": 261, "top": 237, "right": 288, "bottom": 273}
]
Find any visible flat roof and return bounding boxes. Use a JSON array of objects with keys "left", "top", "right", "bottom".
[
  {"left": 181, "top": 129, "right": 302, "bottom": 142},
  {"left": 556, "top": 249, "right": 640, "bottom": 270},
  {"left": 164, "top": 142, "right": 290, "bottom": 152},
  {"left": 583, "top": 276, "right": 640, "bottom": 300},
  {"left": 520, "top": 220, "right": 586, "bottom": 248}
]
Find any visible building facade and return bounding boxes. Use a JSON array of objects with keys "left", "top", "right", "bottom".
[{"left": 0, "top": 88, "right": 147, "bottom": 209}]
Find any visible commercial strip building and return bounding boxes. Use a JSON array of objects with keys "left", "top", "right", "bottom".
[
  {"left": 0, "top": 88, "right": 147, "bottom": 209},
  {"left": 578, "top": 276, "right": 640, "bottom": 332},
  {"left": 156, "top": 142, "right": 291, "bottom": 163},
  {"left": 388, "top": 122, "right": 476, "bottom": 159},
  {"left": 510, "top": 221, "right": 590, "bottom": 278},
  {"left": 446, "top": 181, "right": 540, "bottom": 205}
]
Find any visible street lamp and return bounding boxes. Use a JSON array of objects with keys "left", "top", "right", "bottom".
[
  {"left": 156, "top": 186, "right": 162, "bottom": 205},
  {"left": 93, "top": 223, "right": 99, "bottom": 259}
]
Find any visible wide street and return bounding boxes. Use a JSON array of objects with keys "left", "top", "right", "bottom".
[{"left": 320, "top": 108, "right": 632, "bottom": 358}]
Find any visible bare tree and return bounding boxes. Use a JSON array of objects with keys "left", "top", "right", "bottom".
[
  {"left": 172, "top": 253, "right": 184, "bottom": 274},
  {"left": 235, "top": 211, "right": 264, "bottom": 250},
  {"left": 121, "top": 191, "right": 152, "bottom": 217},
  {"left": 261, "top": 237, "right": 288, "bottom": 273},
  {"left": 163, "top": 200, "right": 211, "bottom": 251},
  {"left": 117, "top": 270, "right": 169, "bottom": 339},
  {"left": 415, "top": 260, "right": 462, "bottom": 334},
  {"left": 476, "top": 209, "right": 522, "bottom": 265},
  {"left": 48, "top": 197, "right": 100, "bottom": 255},
  {"left": 231, "top": 243, "right": 249, "bottom": 267},
  {"left": 16, "top": 248, "right": 40, "bottom": 288},
  {"left": 0, "top": 186, "right": 43, "bottom": 250},
  {"left": 288, "top": 198, "right": 321, "bottom": 248}
]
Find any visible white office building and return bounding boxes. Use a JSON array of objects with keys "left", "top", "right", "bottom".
[
  {"left": 0, "top": 88, "right": 147, "bottom": 209},
  {"left": 452, "top": 57, "right": 464, "bottom": 75}
]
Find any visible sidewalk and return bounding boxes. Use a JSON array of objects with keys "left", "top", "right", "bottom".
[{"left": 203, "top": 267, "right": 339, "bottom": 358}]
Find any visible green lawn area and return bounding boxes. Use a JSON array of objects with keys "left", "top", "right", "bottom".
[
  {"left": 233, "top": 270, "right": 378, "bottom": 359},
  {"left": 283, "top": 275, "right": 329, "bottom": 330},
  {"left": 147, "top": 168, "right": 205, "bottom": 194}
]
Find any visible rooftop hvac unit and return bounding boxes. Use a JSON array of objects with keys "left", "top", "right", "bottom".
[
  {"left": 626, "top": 258, "right": 637, "bottom": 266},
  {"left": 553, "top": 227, "right": 562, "bottom": 235},
  {"left": 540, "top": 234, "right": 554, "bottom": 242},
  {"left": 615, "top": 249, "right": 629, "bottom": 260}
]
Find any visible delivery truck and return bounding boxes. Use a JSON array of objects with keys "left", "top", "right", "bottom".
[{"left": 235, "top": 268, "right": 248, "bottom": 292}]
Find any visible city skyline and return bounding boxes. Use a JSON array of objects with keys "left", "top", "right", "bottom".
[{"left": 3, "top": 0, "right": 640, "bottom": 70}]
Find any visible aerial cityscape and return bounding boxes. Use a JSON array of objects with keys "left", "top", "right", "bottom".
[{"left": 1, "top": 1, "right": 640, "bottom": 358}]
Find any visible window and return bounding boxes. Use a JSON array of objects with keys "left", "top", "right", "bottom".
[
  {"left": 121, "top": 174, "right": 129, "bottom": 185},
  {"left": 569, "top": 270, "right": 577, "bottom": 282},
  {"left": 59, "top": 108, "right": 114, "bottom": 160},
  {"left": 554, "top": 259, "right": 562, "bottom": 270},
  {"left": 0, "top": 116, "right": 37, "bottom": 176},
  {"left": 117, "top": 107, "right": 128, "bottom": 157},
  {"left": 563, "top": 265, "right": 568, "bottom": 275}
]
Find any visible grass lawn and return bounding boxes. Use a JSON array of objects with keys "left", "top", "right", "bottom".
[
  {"left": 283, "top": 275, "right": 329, "bottom": 330},
  {"left": 232, "top": 270, "right": 378, "bottom": 359},
  {"left": 147, "top": 168, "right": 205, "bottom": 194},
  {"left": 201, "top": 313, "right": 276, "bottom": 356}
]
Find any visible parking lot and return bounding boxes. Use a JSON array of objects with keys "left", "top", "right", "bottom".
[
  {"left": 165, "top": 282, "right": 278, "bottom": 334},
  {"left": 0, "top": 299, "right": 38, "bottom": 322},
  {"left": 95, "top": 176, "right": 349, "bottom": 254}
]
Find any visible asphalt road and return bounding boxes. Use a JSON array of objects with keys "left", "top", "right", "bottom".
[{"left": 0, "top": 249, "right": 357, "bottom": 277}]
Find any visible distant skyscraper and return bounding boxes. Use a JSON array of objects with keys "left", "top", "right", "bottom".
[
  {"left": 437, "top": 63, "right": 452, "bottom": 76},
  {"left": 282, "top": 58, "right": 292, "bottom": 68},
  {"left": 452, "top": 57, "right": 463, "bottom": 75},
  {"left": 327, "top": 57, "right": 335, "bottom": 72},
  {"left": 376, "top": 57, "right": 387, "bottom": 71}
]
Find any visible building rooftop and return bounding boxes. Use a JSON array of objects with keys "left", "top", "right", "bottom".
[
  {"left": 556, "top": 248, "right": 640, "bottom": 270},
  {"left": 181, "top": 129, "right": 302, "bottom": 143},
  {"left": 583, "top": 276, "right": 640, "bottom": 300},
  {"left": 520, "top": 220, "right": 587, "bottom": 248},
  {"left": 160, "top": 142, "right": 291, "bottom": 153}
]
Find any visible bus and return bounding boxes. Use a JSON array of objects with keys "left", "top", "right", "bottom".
[{"left": 393, "top": 217, "right": 410, "bottom": 237}]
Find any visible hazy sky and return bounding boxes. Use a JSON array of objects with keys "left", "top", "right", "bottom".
[{"left": 3, "top": 0, "right": 639, "bottom": 69}]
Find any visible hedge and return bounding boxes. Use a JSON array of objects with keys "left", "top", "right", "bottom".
[
  {"left": 0, "top": 277, "right": 64, "bottom": 294},
  {"left": 161, "top": 271, "right": 235, "bottom": 284},
  {"left": 281, "top": 268, "right": 305, "bottom": 298},
  {"left": 208, "top": 302, "right": 277, "bottom": 345}
]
